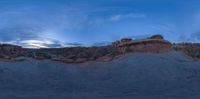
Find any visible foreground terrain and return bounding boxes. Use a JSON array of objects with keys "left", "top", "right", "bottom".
[{"left": 0, "top": 51, "right": 200, "bottom": 99}]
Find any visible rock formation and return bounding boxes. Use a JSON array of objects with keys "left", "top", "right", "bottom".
[
  {"left": 0, "top": 44, "right": 22, "bottom": 53},
  {"left": 174, "top": 43, "right": 200, "bottom": 59},
  {"left": 112, "top": 34, "right": 172, "bottom": 53},
  {"left": 0, "top": 44, "right": 24, "bottom": 59},
  {"left": 0, "top": 35, "right": 175, "bottom": 63},
  {"left": 149, "top": 34, "right": 164, "bottom": 39}
]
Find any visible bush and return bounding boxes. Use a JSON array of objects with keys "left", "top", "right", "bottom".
[{"left": 35, "top": 52, "right": 52, "bottom": 59}]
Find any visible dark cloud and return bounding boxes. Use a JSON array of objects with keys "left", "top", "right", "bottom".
[
  {"left": 64, "top": 42, "right": 83, "bottom": 47},
  {"left": 15, "top": 38, "right": 84, "bottom": 48}
]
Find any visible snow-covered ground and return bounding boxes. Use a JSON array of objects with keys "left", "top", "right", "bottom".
[{"left": 0, "top": 51, "right": 200, "bottom": 99}]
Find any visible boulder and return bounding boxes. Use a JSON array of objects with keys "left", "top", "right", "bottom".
[
  {"left": 66, "top": 55, "right": 76, "bottom": 59},
  {"left": 62, "top": 59, "right": 74, "bottom": 63},
  {"left": 150, "top": 35, "right": 164, "bottom": 40},
  {"left": 97, "top": 56, "right": 113, "bottom": 62},
  {"left": 4, "top": 56, "right": 11, "bottom": 59},
  {"left": 112, "top": 40, "right": 120, "bottom": 47},
  {"left": 13, "top": 57, "right": 26, "bottom": 61},
  {"left": 121, "top": 38, "right": 132, "bottom": 43},
  {"left": 75, "top": 58, "right": 87, "bottom": 63}
]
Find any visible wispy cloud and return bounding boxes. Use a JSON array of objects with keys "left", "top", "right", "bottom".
[
  {"left": 1, "top": 39, "right": 84, "bottom": 48},
  {"left": 0, "top": 27, "right": 41, "bottom": 41},
  {"left": 92, "top": 41, "right": 111, "bottom": 47},
  {"left": 110, "top": 13, "right": 146, "bottom": 21}
]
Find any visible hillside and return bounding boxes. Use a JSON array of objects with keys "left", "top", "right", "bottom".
[
  {"left": 174, "top": 43, "right": 200, "bottom": 59},
  {"left": 1, "top": 35, "right": 199, "bottom": 64},
  {"left": 0, "top": 51, "right": 200, "bottom": 99},
  {"left": 0, "top": 35, "right": 173, "bottom": 63}
]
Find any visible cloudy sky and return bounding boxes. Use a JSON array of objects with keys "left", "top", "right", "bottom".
[{"left": 0, "top": 0, "right": 200, "bottom": 48}]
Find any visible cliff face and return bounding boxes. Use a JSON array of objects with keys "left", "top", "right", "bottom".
[{"left": 112, "top": 35, "right": 172, "bottom": 53}]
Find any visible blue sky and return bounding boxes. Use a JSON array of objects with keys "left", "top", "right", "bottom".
[{"left": 0, "top": 0, "right": 200, "bottom": 48}]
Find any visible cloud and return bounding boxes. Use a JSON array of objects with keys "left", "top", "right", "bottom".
[
  {"left": 0, "top": 27, "right": 44, "bottom": 47},
  {"left": 190, "top": 32, "right": 200, "bottom": 42},
  {"left": 64, "top": 42, "right": 83, "bottom": 47},
  {"left": 1, "top": 38, "right": 84, "bottom": 48},
  {"left": 110, "top": 13, "right": 146, "bottom": 21},
  {"left": 92, "top": 41, "right": 111, "bottom": 47}
]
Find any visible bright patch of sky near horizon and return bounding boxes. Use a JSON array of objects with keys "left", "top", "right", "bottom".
[{"left": 0, "top": 0, "right": 200, "bottom": 48}]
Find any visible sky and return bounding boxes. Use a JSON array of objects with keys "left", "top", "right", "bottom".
[{"left": 0, "top": 0, "right": 200, "bottom": 48}]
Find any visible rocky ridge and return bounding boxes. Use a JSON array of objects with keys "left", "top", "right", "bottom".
[{"left": 1, "top": 34, "right": 198, "bottom": 63}]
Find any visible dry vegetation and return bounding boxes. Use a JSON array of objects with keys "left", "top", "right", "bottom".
[
  {"left": 0, "top": 35, "right": 200, "bottom": 63},
  {"left": 173, "top": 43, "right": 200, "bottom": 59}
]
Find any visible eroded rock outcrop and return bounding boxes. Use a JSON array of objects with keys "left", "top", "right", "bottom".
[
  {"left": 0, "top": 35, "right": 173, "bottom": 63},
  {"left": 112, "top": 34, "right": 172, "bottom": 53},
  {"left": 149, "top": 34, "right": 164, "bottom": 39},
  {"left": 174, "top": 43, "right": 200, "bottom": 59},
  {"left": 0, "top": 44, "right": 24, "bottom": 59}
]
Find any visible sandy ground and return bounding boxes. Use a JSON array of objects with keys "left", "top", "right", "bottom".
[{"left": 0, "top": 51, "right": 200, "bottom": 99}]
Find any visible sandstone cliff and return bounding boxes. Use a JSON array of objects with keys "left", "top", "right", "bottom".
[{"left": 112, "top": 34, "right": 172, "bottom": 53}]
